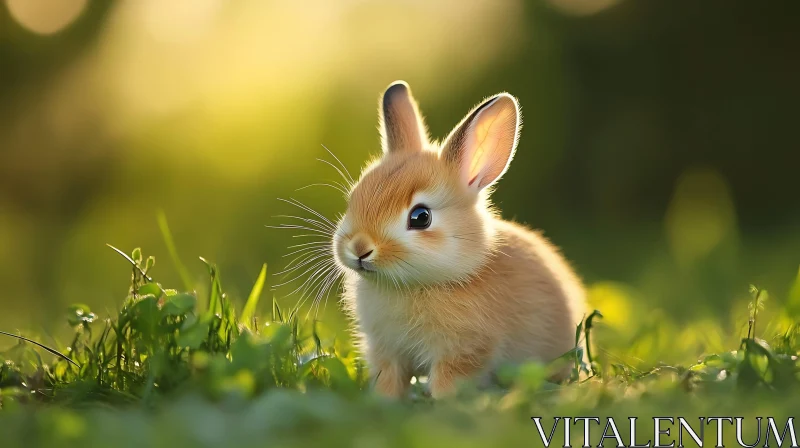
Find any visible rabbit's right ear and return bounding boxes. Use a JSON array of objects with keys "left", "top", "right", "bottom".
[
  {"left": 379, "top": 81, "right": 429, "bottom": 154},
  {"left": 440, "top": 93, "right": 521, "bottom": 193}
]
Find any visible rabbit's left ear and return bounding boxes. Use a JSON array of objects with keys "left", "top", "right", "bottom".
[
  {"left": 441, "top": 93, "right": 521, "bottom": 192},
  {"left": 380, "top": 81, "right": 429, "bottom": 154}
]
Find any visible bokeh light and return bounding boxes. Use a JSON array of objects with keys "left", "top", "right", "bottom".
[
  {"left": 665, "top": 167, "right": 738, "bottom": 267},
  {"left": 544, "top": 0, "right": 620, "bottom": 16},
  {"left": 586, "top": 281, "right": 633, "bottom": 330},
  {"left": 6, "top": 0, "right": 87, "bottom": 35}
]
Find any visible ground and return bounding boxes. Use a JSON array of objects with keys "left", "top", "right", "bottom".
[{"left": 0, "top": 246, "right": 798, "bottom": 448}]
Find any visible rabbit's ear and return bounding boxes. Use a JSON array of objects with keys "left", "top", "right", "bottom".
[
  {"left": 441, "top": 93, "right": 520, "bottom": 192},
  {"left": 380, "top": 81, "right": 429, "bottom": 154}
]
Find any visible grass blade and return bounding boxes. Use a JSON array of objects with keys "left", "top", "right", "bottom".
[
  {"left": 106, "top": 244, "right": 152, "bottom": 282},
  {"left": 0, "top": 330, "right": 80, "bottom": 367},
  {"left": 200, "top": 257, "right": 220, "bottom": 317},
  {"left": 241, "top": 263, "right": 267, "bottom": 331},
  {"left": 157, "top": 211, "right": 193, "bottom": 291}
]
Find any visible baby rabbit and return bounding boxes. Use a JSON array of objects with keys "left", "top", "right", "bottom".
[{"left": 332, "top": 81, "right": 586, "bottom": 399}]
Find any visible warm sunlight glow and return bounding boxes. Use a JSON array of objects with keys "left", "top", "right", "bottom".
[
  {"left": 139, "top": 0, "right": 222, "bottom": 44},
  {"left": 6, "top": 0, "right": 87, "bottom": 35},
  {"left": 72, "top": 0, "right": 522, "bottom": 176}
]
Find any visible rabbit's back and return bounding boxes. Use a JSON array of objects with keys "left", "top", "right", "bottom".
[{"left": 489, "top": 219, "right": 586, "bottom": 365}]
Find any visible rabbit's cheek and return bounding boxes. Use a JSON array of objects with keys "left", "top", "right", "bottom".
[{"left": 417, "top": 228, "right": 445, "bottom": 248}]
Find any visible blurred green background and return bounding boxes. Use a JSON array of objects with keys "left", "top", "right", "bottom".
[{"left": 1, "top": 0, "right": 798, "bottom": 359}]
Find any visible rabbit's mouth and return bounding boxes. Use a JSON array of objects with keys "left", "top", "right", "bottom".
[
  {"left": 337, "top": 253, "right": 377, "bottom": 273},
  {"left": 356, "top": 259, "right": 377, "bottom": 273}
]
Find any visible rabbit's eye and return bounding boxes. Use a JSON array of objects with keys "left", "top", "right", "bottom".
[{"left": 408, "top": 205, "right": 432, "bottom": 230}]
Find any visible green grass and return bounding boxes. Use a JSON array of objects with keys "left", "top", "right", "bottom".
[{"left": 1, "top": 245, "right": 799, "bottom": 448}]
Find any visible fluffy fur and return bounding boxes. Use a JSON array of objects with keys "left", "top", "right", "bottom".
[{"left": 332, "top": 81, "right": 586, "bottom": 399}]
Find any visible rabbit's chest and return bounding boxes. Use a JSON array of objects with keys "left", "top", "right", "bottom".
[{"left": 351, "top": 283, "right": 474, "bottom": 364}]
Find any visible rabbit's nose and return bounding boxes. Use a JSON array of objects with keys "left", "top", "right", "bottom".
[{"left": 349, "top": 235, "right": 375, "bottom": 260}]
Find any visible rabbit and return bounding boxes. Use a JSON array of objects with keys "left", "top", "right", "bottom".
[{"left": 331, "top": 80, "right": 586, "bottom": 399}]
